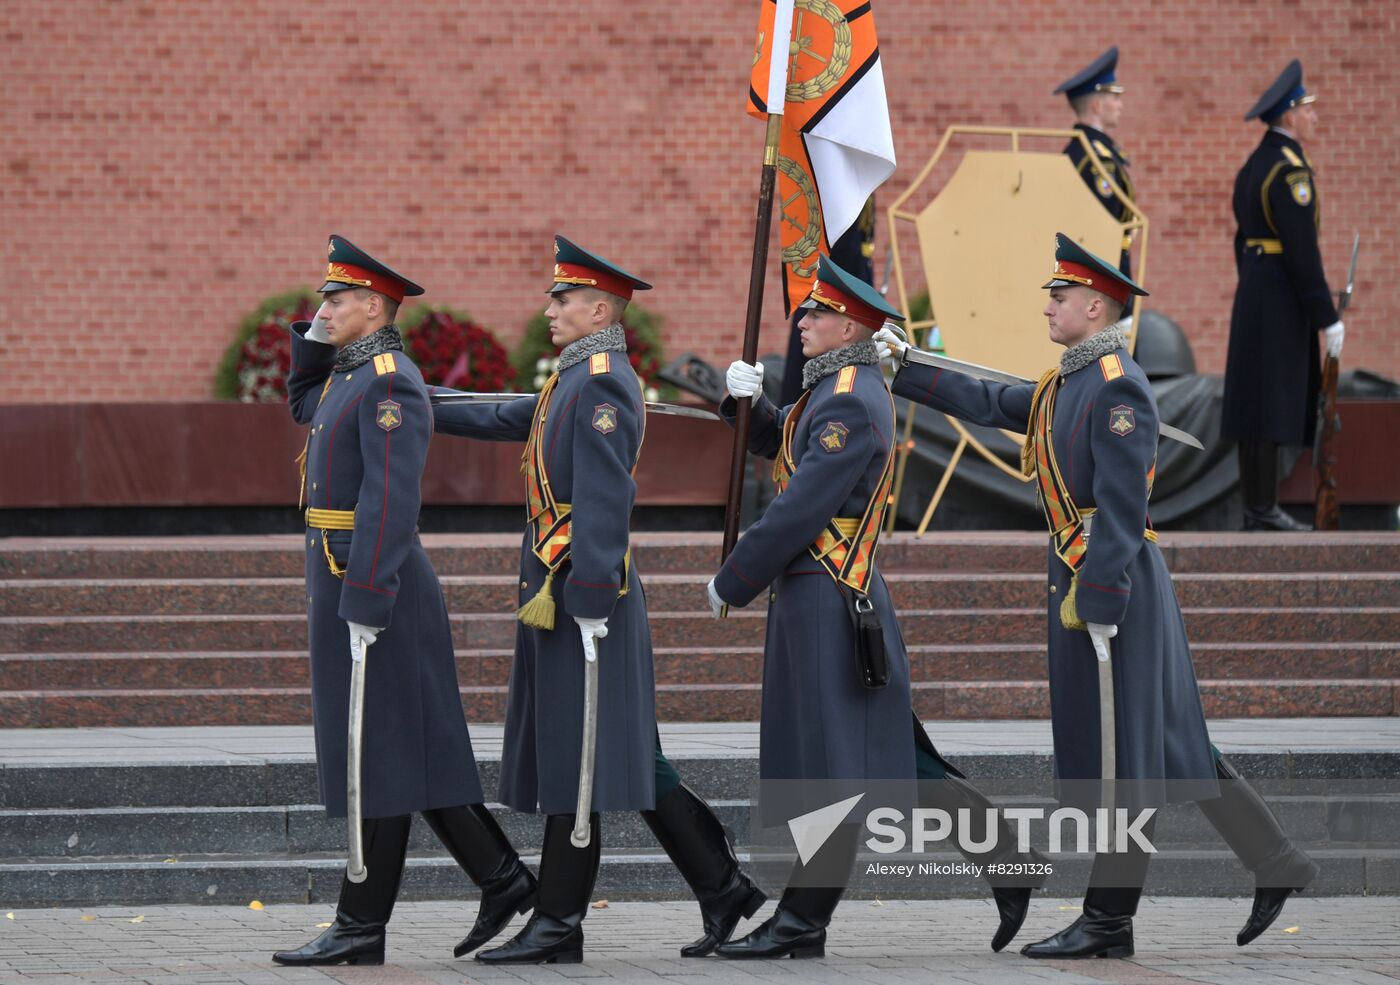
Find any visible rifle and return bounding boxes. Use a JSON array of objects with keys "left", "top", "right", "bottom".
[{"left": 1314, "top": 234, "right": 1359, "bottom": 530}]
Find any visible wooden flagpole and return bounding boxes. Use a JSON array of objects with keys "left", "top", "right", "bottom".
[
  {"left": 721, "top": 1, "right": 792, "bottom": 561},
  {"left": 721, "top": 114, "right": 783, "bottom": 560}
]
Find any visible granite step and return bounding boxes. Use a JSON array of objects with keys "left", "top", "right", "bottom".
[
  {"left": 2, "top": 792, "right": 1393, "bottom": 859},
  {"left": 3, "top": 642, "right": 1395, "bottom": 692},
  {"left": 6, "top": 731, "right": 1397, "bottom": 811},
  {"left": 0, "top": 804, "right": 742, "bottom": 858},
  {"left": 4, "top": 532, "right": 1399, "bottom": 580},
  {"left": 6, "top": 607, "right": 1400, "bottom": 654},
  {"left": 1, "top": 677, "right": 1395, "bottom": 728},
  {"left": 1, "top": 724, "right": 1396, "bottom": 908},
  {"left": 10, "top": 571, "right": 1400, "bottom": 617},
  {"left": 3, "top": 846, "right": 1395, "bottom": 908}
]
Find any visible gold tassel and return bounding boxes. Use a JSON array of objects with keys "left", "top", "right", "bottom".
[
  {"left": 296, "top": 442, "right": 309, "bottom": 510},
  {"left": 1060, "top": 572, "right": 1087, "bottom": 630},
  {"left": 517, "top": 569, "right": 557, "bottom": 630},
  {"left": 321, "top": 531, "right": 346, "bottom": 578},
  {"left": 297, "top": 377, "right": 334, "bottom": 510},
  {"left": 1022, "top": 369, "right": 1059, "bottom": 478}
]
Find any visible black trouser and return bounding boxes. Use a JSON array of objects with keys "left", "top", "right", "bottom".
[{"left": 914, "top": 713, "right": 1048, "bottom": 886}]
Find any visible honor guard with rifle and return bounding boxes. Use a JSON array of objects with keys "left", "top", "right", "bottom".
[
  {"left": 879, "top": 235, "right": 1318, "bottom": 959},
  {"left": 430, "top": 236, "right": 764, "bottom": 965},
  {"left": 711, "top": 256, "right": 1046, "bottom": 961},
  {"left": 275, "top": 236, "right": 536, "bottom": 967},
  {"left": 1222, "top": 59, "right": 1345, "bottom": 531},
  {"left": 1056, "top": 46, "right": 1136, "bottom": 276}
]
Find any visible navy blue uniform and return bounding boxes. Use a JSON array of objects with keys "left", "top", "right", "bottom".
[
  {"left": 432, "top": 351, "right": 657, "bottom": 815},
  {"left": 893, "top": 349, "right": 1216, "bottom": 806},
  {"left": 1222, "top": 128, "right": 1338, "bottom": 445},
  {"left": 1064, "top": 123, "right": 1135, "bottom": 275},
  {"left": 288, "top": 326, "right": 483, "bottom": 819}
]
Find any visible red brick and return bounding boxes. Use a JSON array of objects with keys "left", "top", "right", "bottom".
[{"left": 3, "top": 1, "right": 1395, "bottom": 402}]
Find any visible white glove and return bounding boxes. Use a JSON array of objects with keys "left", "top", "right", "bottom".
[
  {"left": 706, "top": 578, "right": 726, "bottom": 618},
  {"left": 1323, "top": 320, "right": 1344, "bottom": 359},
  {"left": 872, "top": 325, "right": 908, "bottom": 361},
  {"left": 304, "top": 302, "right": 332, "bottom": 344},
  {"left": 725, "top": 360, "right": 765, "bottom": 399},
  {"left": 574, "top": 615, "right": 609, "bottom": 640},
  {"left": 346, "top": 621, "right": 381, "bottom": 656},
  {"left": 1086, "top": 622, "right": 1118, "bottom": 663}
]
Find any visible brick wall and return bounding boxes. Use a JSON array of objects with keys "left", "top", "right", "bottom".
[{"left": 4, "top": 0, "right": 1395, "bottom": 402}]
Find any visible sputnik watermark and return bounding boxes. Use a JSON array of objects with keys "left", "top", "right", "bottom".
[
  {"left": 864, "top": 805, "right": 1157, "bottom": 856},
  {"left": 786, "top": 793, "right": 1157, "bottom": 860}
]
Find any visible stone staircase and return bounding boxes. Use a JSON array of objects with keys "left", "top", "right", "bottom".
[
  {"left": 1, "top": 721, "right": 1397, "bottom": 907},
  {"left": 2, "top": 532, "right": 1398, "bottom": 725}
]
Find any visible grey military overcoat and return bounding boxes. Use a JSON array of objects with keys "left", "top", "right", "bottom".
[
  {"left": 894, "top": 347, "right": 1217, "bottom": 808},
  {"left": 715, "top": 362, "right": 916, "bottom": 798},
  {"left": 287, "top": 325, "right": 484, "bottom": 818},
  {"left": 431, "top": 348, "right": 657, "bottom": 815}
]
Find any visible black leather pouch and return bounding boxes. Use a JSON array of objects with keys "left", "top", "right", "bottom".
[{"left": 843, "top": 586, "right": 888, "bottom": 689}]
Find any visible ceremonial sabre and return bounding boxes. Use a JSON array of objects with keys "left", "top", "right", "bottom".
[
  {"left": 571, "top": 628, "right": 601, "bottom": 847},
  {"left": 1082, "top": 514, "right": 1116, "bottom": 811},
  {"left": 1097, "top": 639, "right": 1116, "bottom": 810},
  {"left": 429, "top": 390, "right": 720, "bottom": 422},
  {"left": 897, "top": 345, "right": 1205, "bottom": 450},
  {"left": 345, "top": 634, "right": 371, "bottom": 883}
]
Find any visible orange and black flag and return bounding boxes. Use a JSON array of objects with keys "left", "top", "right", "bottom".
[{"left": 748, "top": 0, "right": 896, "bottom": 313}]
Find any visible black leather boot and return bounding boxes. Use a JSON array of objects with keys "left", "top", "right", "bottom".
[
  {"left": 476, "top": 814, "right": 599, "bottom": 965},
  {"left": 1022, "top": 821, "right": 1152, "bottom": 960},
  {"left": 716, "top": 825, "right": 857, "bottom": 960},
  {"left": 421, "top": 803, "right": 539, "bottom": 956},
  {"left": 272, "top": 814, "right": 412, "bottom": 966},
  {"left": 1197, "top": 754, "right": 1319, "bottom": 946},
  {"left": 1021, "top": 886, "right": 1139, "bottom": 959},
  {"left": 714, "top": 885, "right": 840, "bottom": 959},
  {"left": 642, "top": 782, "right": 767, "bottom": 956},
  {"left": 919, "top": 772, "right": 1049, "bottom": 952},
  {"left": 1240, "top": 441, "right": 1311, "bottom": 531}
]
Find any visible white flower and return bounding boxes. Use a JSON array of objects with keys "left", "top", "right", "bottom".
[
  {"left": 535, "top": 357, "right": 550, "bottom": 372},
  {"left": 644, "top": 387, "right": 659, "bottom": 403},
  {"left": 534, "top": 373, "right": 547, "bottom": 390}
]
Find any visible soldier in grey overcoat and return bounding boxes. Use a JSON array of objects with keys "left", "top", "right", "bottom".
[
  {"left": 1223, "top": 60, "right": 1345, "bottom": 530},
  {"left": 431, "top": 236, "right": 763, "bottom": 965},
  {"left": 275, "top": 236, "right": 536, "bottom": 968},
  {"left": 882, "top": 235, "right": 1317, "bottom": 959},
  {"left": 711, "top": 256, "right": 1046, "bottom": 962}
]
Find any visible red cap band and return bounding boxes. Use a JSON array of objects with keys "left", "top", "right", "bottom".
[
  {"left": 323, "top": 261, "right": 408, "bottom": 303},
  {"left": 1048, "top": 260, "right": 1131, "bottom": 305},
  {"left": 553, "top": 262, "right": 637, "bottom": 300},
  {"left": 808, "top": 282, "right": 886, "bottom": 330}
]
